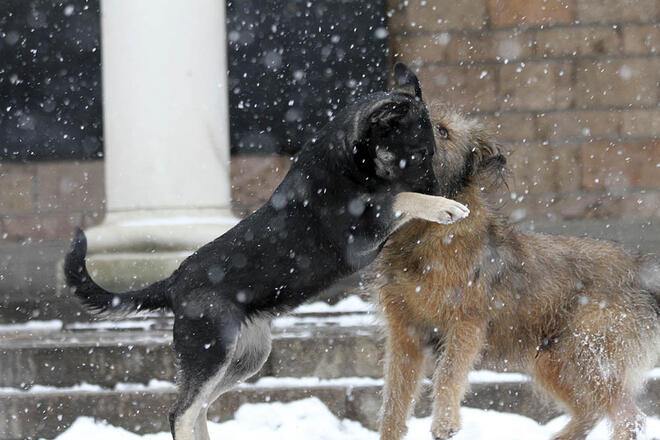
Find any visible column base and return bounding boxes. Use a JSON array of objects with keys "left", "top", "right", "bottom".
[{"left": 57, "top": 208, "right": 239, "bottom": 293}]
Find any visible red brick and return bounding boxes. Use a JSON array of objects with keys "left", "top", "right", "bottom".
[
  {"left": 575, "top": 0, "right": 658, "bottom": 23},
  {"left": 487, "top": 0, "right": 574, "bottom": 27},
  {"left": 534, "top": 110, "right": 621, "bottom": 142},
  {"left": 481, "top": 112, "right": 536, "bottom": 141},
  {"left": 507, "top": 143, "right": 581, "bottom": 194},
  {"left": 2, "top": 213, "right": 83, "bottom": 242},
  {"left": 552, "top": 192, "right": 603, "bottom": 219},
  {"left": 508, "top": 144, "right": 557, "bottom": 194},
  {"left": 501, "top": 189, "right": 660, "bottom": 221},
  {"left": 390, "top": 34, "right": 457, "bottom": 66},
  {"left": 621, "top": 109, "right": 660, "bottom": 138},
  {"left": 536, "top": 26, "right": 622, "bottom": 58},
  {"left": 230, "top": 154, "right": 290, "bottom": 215},
  {"left": 581, "top": 140, "right": 660, "bottom": 191},
  {"left": 622, "top": 24, "right": 660, "bottom": 55},
  {"left": 619, "top": 191, "right": 660, "bottom": 219},
  {"left": 582, "top": 191, "right": 660, "bottom": 220},
  {"left": 392, "top": 29, "right": 533, "bottom": 65},
  {"left": 445, "top": 32, "right": 494, "bottom": 62},
  {"left": 554, "top": 145, "right": 582, "bottom": 193},
  {"left": 575, "top": 58, "right": 659, "bottom": 108},
  {"left": 389, "top": 0, "right": 487, "bottom": 32},
  {"left": 553, "top": 192, "right": 615, "bottom": 219},
  {"left": 417, "top": 64, "right": 498, "bottom": 112},
  {"left": 493, "top": 29, "right": 535, "bottom": 61},
  {"left": 0, "top": 163, "right": 35, "bottom": 214},
  {"left": 497, "top": 193, "right": 562, "bottom": 221},
  {"left": 35, "top": 161, "right": 105, "bottom": 213},
  {"left": 499, "top": 61, "right": 573, "bottom": 111}
]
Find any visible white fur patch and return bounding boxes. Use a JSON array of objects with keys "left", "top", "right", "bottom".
[{"left": 375, "top": 149, "right": 395, "bottom": 178}]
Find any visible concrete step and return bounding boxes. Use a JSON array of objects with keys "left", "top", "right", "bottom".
[
  {"left": 4, "top": 376, "right": 660, "bottom": 440},
  {"left": 0, "top": 315, "right": 381, "bottom": 389},
  {"left": 0, "top": 376, "right": 569, "bottom": 440},
  {"left": 3, "top": 315, "right": 660, "bottom": 439}
]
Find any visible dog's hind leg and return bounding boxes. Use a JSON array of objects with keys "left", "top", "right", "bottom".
[
  {"left": 170, "top": 346, "right": 238, "bottom": 440},
  {"left": 225, "top": 317, "right": 272, "bottom": 387},
  {"left": 169, "top": 298, "right": 242, "bottom": 440},
  {"left": 183, "top": 317, "right": 272, "bottom": 440},
  {"left": 608, "top": 393, "right": 645, "bottom": 440},
  {"left": 170, "top": 364, "right": 233, "bottom": 440},
  {"left": 607, "top": 392, "right": 645, "bottom": 440},
  {"left": 534, "top": 349, "right": 602, "bottom": 440},
  {"left": 206, "top": 317, "right": 273, "bottom": 405},
  {"left": 171, "top": 355, "right": 240, "bottom": 440},
  {"left": 193, "top": 408, "right": 210, "bottom": 440},
  {"left": 552, "top": 301, "right": 653, "bottom": 440}
]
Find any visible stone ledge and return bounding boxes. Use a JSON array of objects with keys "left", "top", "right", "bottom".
[
  {"left": 0, "top": 382, "right": 545, "bottom": 439},
  {"left": 0, "top": 324, "right": 382, "bottom": 389},
  {"left": 3, "top": 378, "right": 660, "bottom": 439}
]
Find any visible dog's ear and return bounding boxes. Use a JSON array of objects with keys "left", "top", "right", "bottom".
[
  {"left": 351, "top": 99, "right": 411, "bottom": 179},
  {"left": 472, "top": 137, "right": 508, "bottom": 189},
  {"left": 392, "top": 62, "right": 422, "bottom": 100},
  {"left": 348, "top": 99, "right": 410, "bottom": 149},
  {"left": 367, "top": 100, "right": 411, "bottom": 129}
]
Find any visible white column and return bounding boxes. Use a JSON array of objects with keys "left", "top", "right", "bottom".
[{"left": 82, "top": 0, "right": 237, "bottom": 290}]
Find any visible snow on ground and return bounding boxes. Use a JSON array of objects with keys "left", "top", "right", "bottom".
[
  {"left": 274, "top": 295, "right": 379, "bottom": 328},
  {"left": 9, "top": 368, "right": 660, "bottom": 393},
  {"left": 272, "top": 312, "right": 378, "bottom": 328},
  {"left": 0, "top": 295, "right": 374, "bottom": 334},
  {"left": 0, "top": 319, "right": 63, "bottom": 332},
  {"left": 52, "top": 397, "right": 660, "bottom": 440},
  {"left": 294, "top": 295, "right": 373, "bottom": 314}
]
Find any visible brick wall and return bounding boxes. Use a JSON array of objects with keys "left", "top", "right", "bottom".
[
  {"left": 389, "top": 0, "right": 659, "bottom": 221},
  {"left": 0, "top": 157, "right": 291, "bottom": 242},
  {"left": 0, "top": 0, "right": 658, "bottom": 242},
  {"left": 0, "top": 161, "right": 105, "bottom": 242}
]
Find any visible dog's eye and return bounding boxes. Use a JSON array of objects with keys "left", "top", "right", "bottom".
[{"left": 437, "top": 125, "right": 449, "bottom": 140}]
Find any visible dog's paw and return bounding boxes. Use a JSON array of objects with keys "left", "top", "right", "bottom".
[
  {"left": 430, "top": 420, "right": 460, "bottom": 439},
  {"left": 430, "top": 405, "right": 461, "bottom": 440},
  {"left": 434, "top": 200, "right": 469, "bottom": 225}
]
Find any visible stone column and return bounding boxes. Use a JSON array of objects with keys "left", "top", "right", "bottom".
[{"left": 84, "top": 0, "right": 237, "bottom": 290}]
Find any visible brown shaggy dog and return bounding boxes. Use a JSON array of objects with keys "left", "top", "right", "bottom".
[{"left": 374, "top": 104, "right": 660, "bottom": 440}]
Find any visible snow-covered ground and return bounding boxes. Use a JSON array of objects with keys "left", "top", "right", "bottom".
[
  {"left": 0, "top": 295, "right": 376, "bottom": 335},
  {"left": 6, "top": 298, "right": 658, "bottom": 439},
  {"left": 53, "top": 397, "right": 660, "bottom": 440},
  {"left": 293, "top": 295, "right": 374, "bottom": 314}
]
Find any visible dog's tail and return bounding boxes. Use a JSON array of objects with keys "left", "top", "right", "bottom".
[{"left": 64, "top": 228, "right": 173, "bottom": 315}]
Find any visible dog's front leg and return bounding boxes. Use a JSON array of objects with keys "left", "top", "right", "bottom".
[
  {"left": 430, "top": 320, "right": 485, "bottom": 440},
  {"left": 347, "top": 192, "right": 468, "bottom": 261},
  {"left": 392, "top": 192, "right": 469, "bottom": 230},
  {"left": 380, "top": 304, "right": 425, "bottom": 440}
]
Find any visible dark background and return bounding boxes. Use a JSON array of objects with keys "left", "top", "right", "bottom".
[{"left": 0, "top": 0, "right": 388, "bottom": 160}]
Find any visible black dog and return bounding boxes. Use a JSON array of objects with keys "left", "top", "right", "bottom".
[{"left": 64, "top": 63, "right": 468, "bottom": 440}]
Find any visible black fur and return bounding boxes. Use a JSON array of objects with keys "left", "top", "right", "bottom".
[
  {"left": 66, "top": 78, "right": 440, "bottom": 323},
  {"left": 65, "top": 62, "right": 441, "bottom": 334},
  {"left": 64, "top": 63, "right": 468, "bottom": 439},
  {"left": 65, "top": 228, "right": 172, "bottom": 314}
]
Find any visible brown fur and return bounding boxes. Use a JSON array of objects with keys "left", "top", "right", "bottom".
[{"left": 374, "top": 103, "right": 660, "bottom": 440}]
